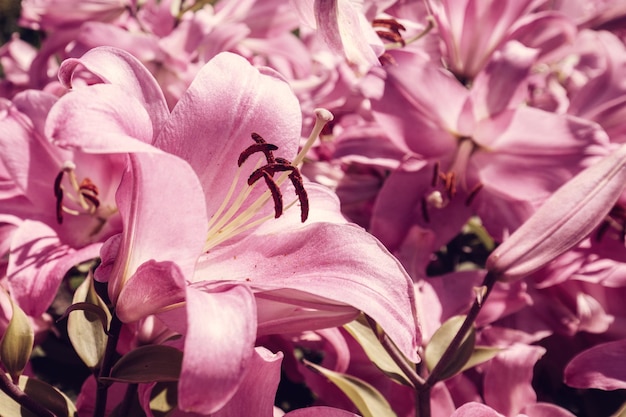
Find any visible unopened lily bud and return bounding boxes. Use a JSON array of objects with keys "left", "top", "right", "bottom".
[{"left": 487, "top": 144, "right": 626, "bottom": 282}]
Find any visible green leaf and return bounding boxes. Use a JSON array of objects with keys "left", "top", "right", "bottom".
[
  {"left": 67, "top": 273, "right": 111, "bottom": 368},
  {"left": 149, "top": 381, "right": 178, "bottom": 417},
  {"left": 424, "top": 315, "right": 475, "bottom": 381},
  {"left": 0, "top": 374, "right": 77, "bottom": 417},
  {"left": 304, "top": 361, "right": 397, "bottom": 417},
  {"left": 461, "top": 346, "right": 501, "bottom": 373},
  {"left": 104, "top": 345, "right": 183, "bottom": 384},
  {"left": 343, "top": 315, "right": 412, "bottom": 386},
  {"left": 0, "top": 296, "right": 34, "bottom": 380}
]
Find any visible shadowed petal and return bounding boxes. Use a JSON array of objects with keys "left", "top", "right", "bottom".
[{"left": 564, "top": 339, "right": 626, "bottom": 390}]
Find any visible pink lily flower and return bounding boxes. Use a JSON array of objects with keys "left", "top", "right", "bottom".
[
  {"left": 366, "top": 41, "right": 609, "bottom": 253},
  {"left": 0, "top": 90, "right": 123, "bottom": 316},
  {"left": 426, "top": 0, "right": 575, "bottom": 81},
  {"left": 47, "top": 46, "right": 420, "bottom": 414}
]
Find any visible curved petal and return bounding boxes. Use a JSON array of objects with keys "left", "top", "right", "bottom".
[
  {"left": 103, "top": 152, "right": 207, "bottom": 304},
  {"left": 564, "top": 339, "right": 626, "bottom": 390},
  {"left": 154, "top": 52, "right": 302, "bottom": 218},
  {"left": 286, "top": 407, "right": 360, "bottom": 417},
  {"left": 7, "top": 220, "right": 101, "bottom": 316},
  {"left": 178, "top": 285, "right": 257, "bottom": 414},
  {"left": 197, "top": 220, "right": 420, "bottom": 362},
  {"left": 483, "top": 344, "right": 545, "bottom": 416},
  {"left": 46, "top": 84, "right": 158, "bottom": 153},
  {"left": 116, "top": 260, "right": 186, "bottom": 323},
  {"left": 211, "top": 347, "right": 283, "bottom": 417},
  {"left": 58, "top": 46, "right": 169, "bottom": 138}
]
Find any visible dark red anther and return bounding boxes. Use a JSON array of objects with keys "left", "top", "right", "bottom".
[
  {"left": 446, "top": 172, "right": 456, "bottom": 199},
  {"left": 465, "top": 183, "right": 483, "bottom": 206},
  {"left": 376, "top": 30, "right": 405, "bottom": 46},
  {"left": 238, "top": 143, "right": 279, "bottom": 166},
  {"left": 289, "top": 170, "right": 309, "bottom": 222},
  {"left": 79, "top": 178, "right": 99, "bottom": 196},
  {"left": 431, "top": 162, "right": 440, "bottom": 187},
  {"left": 81, "top": 192, "right": 101, "bottom": 209},
  {"left": 259, "top": 171, "right": 283, "bottom": 218},
  {"left": 54, "top": 171, "right": 65, "bottom": 224},
  {"left": 420, "top": 196, "right": 430, "bottom": 223},
  {"left": 373, "top": 18, "right": 407, "bottom": 32},
  {"left": 373, "top": 18, "right": 406, "bottom": 46},
  {"left": 240, "top": 133, "right": 310, "bottom": 222}
]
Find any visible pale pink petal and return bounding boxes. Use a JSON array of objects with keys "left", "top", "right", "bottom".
[
  {"left": 314, "top": 0, "right": 382, "bottom": 72},
  {"left": 564, "top": 339, "right": 626, "bottom": 390},
  {"left": 198, "top": 219, "right": 420, "bottom": 362},
  {"left": 46, "top": 84, "right": 158, "bottom": 153},
  {"left": 154, "top": 52, "right": 302, "bottom": 218},
  {"left": 58, "top": 46, "right": 169, "bottom": 137},
  {"left": 211, "top": 347, "right": 283, "bottom": 417},
  {"left": 178, "top": 285, "right": 256, "bottom": 414},
  {"left": 103, "top": 152, "right": 207, "bottom": 304}
]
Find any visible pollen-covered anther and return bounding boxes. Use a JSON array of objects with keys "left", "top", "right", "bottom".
[
  {"left": 373, "top": 18, "right": 407, "bottom": 46},
  {"left": 238, "top": 134, "right": 310, "bottom": 222},
  {"left": 53, "top": 162, "right": 101, "bottom": 224},
  {"left": 238, "top": 133, "right": 279, "bottom": 166}
]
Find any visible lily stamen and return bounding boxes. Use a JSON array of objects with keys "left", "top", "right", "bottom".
[{"left": 54, "top": 161, "right": 101, "bottom": 224}]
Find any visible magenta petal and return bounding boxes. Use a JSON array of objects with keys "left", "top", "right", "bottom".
[
  {"left": 211, "top": 347, "right": 283, "bottom": 417},
  {"left": 450, "top": 402, "right": 504, "bottom": 417},
  {"left": 116, "top": 260, "right": 186, "bottom": 323},
  {"left": 58, "top": 46, "right": 169, "bottom": 137},
  {"left": 46, "top": 84, "right": 158, "bottom": 153},
  {"left": 104, "top": 152, "right": 207, "bottom": 304},
  {"left": 286, "top": 407, "right": 360, "bottom": 417},
  {"left": 178, "top": 285, "right": 257, "bottom": 414},
  {"left": 483, "top": 344, "right": 545, "bottom": 416},
  {"left": 564, "top": 339, "right": 626, "bottom": 390},
  {"left": 154, "top": 52, "right": 302, "bottom": 217}
]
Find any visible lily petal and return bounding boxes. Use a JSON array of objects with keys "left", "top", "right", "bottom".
[
  {"left": 178, "top": 284, "right": 257, "bottom": 414},
  {"left": 58, "top": 46, "right": 169, "bottom": 137},
  {"left": 103, "top": 152, "right": 207, "bottom": 304},
  {"left": 154, "top": 52, "right": 302, "bottom": 219}
]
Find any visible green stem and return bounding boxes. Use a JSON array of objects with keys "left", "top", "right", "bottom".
[
  {"left": 424, "top": 270, "right": 498, "bottom": 389},
  {"left": 94, "top": 313, "right": 123, "bottom": 417}
]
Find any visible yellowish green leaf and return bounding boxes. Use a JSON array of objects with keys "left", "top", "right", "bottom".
[
  {"left": 67, "top": 273, "right": 111, "bottom": 368},
  {"left": 305, "top": 361, "right": 397, "bottom": 417},
  {"left": 0, "top": 374, "right": 77, "bottom": 417},
  {"left": 424, "top": 315, "right": 475, "bottom": 381},
  {"left": 344, "top": 315, "right": 412, "bottom": 386}
]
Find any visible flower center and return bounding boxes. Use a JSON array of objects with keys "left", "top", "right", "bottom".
[
  {"left": 53, "top": 161, "right": 114, "bottom": 236},
  {"left": 203, "top": 108, "right": 334, "bottom": 252}
]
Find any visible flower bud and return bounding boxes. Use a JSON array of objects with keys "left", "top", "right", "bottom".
[{"left": 487, "top": 144, "right": 626, "bottom": 282}]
